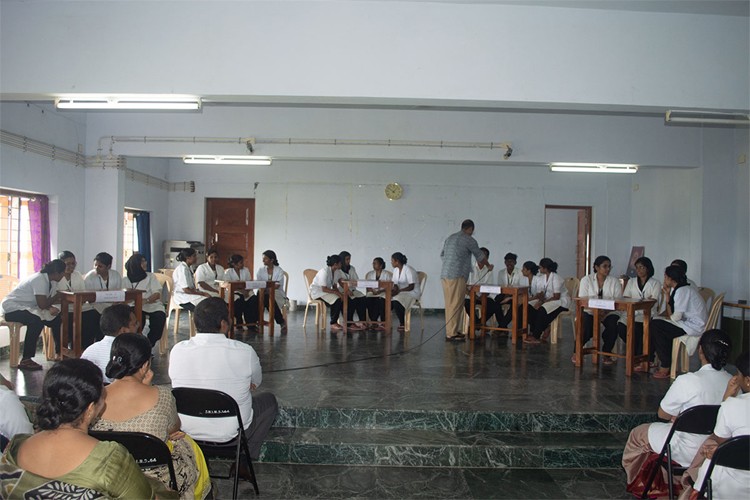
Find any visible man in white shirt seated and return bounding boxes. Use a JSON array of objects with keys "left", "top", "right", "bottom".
[
  {"left": 169, "top": 297, "right": 278, "bottom": 466},
  {"left": 0, "top": 374, "right": 33, "bottom": 447},
  {"left": 81, "top": 304, "right": 138, "bottom": 383}
]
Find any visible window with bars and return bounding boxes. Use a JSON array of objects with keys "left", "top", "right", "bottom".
[
  {"left": 0, "top": 194, "right": 35, "bottom": 278},
  {"left": 123, "top": 210, "right": 139, "bottom": 273}
]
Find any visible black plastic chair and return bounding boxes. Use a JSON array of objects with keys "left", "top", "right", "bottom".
[
  {"left": 89, "top": 430, "right": 178, "bottom": 491},
  {"left": 641, "top": 404, "right": 721, "bottom": 500},
  {"left": 172, "top": 387, "right": 259, "bottom": 498},
  {"left": 0, "top": 434, "right": 8, "bottom": 452},
  {"left": 696, "top": 434, "right": 750, "bottom": 499}
]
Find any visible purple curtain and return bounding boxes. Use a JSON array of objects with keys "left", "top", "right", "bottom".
[{"left": 28, "top": 196, "right": 50, "bottom": 271}]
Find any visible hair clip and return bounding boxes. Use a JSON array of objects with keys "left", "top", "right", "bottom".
[{"left": 111, "top": 355, "right": 123, "bottom": 362}]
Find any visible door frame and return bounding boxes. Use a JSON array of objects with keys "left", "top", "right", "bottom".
[{"left": 544, "top": 205, "right": 592, "bottom": 278}]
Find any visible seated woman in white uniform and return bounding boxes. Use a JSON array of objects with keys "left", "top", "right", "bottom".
[
  {"left": 123, "top": 253, "right": 167, "bottom": 347},
  {"left": 336, "top": 251, "right": 366, "bottom": 331},
  {"left": 365, "top": 257, "right": 392, "bottom": 329},
  {"left": 621, "top": 330, "right": 732, "bottom": 495},
  {"left": 171, "top": 248, "right": 210, "bottom": 312},
  {"left": 575, "top": 255, "right": 623, "bottom": 362},
  {"left": 194, "top": 248, "right": 224, "bottom": 297},
  {"left": 525, "top": 257, "right": 570, "bottom": 344},
  {"left": 520, "top": 260, "right": 545, "bottom": 332},
  {"left": 390, "top": 252, "right": 420, "bottom": 332},
  {"left": 649, "top": 265, "right": 708, "bottom": 379},
  {"left": 224, "top": 253, "right": 259, "bottom": 328},
  {"left": 310, "top": 254, "right": 345, "bottom": 332},
  {"left": 83, "top": 252, "right": 123, "bottom": 326},
  {"left": 57, "top": 250, "right": 102, "bottom": 352},
  {"left": 0, "top": 259, "right": 65, "bottom": 371},
  {"left": 255, "top": 250, "right": 287, "bottom": 332},
  {"left": 615, "top": 256, "right": 661, "bottom": 362}
]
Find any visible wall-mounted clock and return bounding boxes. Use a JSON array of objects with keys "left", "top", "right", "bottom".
[{"left": 385, "top": 182, "right": 403, "bottom": 200}]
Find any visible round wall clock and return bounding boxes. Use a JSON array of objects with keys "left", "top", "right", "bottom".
[{"left": 385, "top": 182, "right": 403, "bottom": 200}]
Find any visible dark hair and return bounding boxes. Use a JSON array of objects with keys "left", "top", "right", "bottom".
[
  {"left": 176, "top": 248, "right": 196, "bottom": 262},
  {"left": 671, "top": 259, "right": 688, "bottom": 273},
  {"left": 700, "top": 329, "right": 732, "bottom": 370},
  {"left": 106, "top": 333, "right": 151, "bottom": 380},
  {"left": 392, "top": 252, "right": 407, "bottom": 265},
  {"left": 373, "top": 257, "right": 386, "bottom": 269},
  {"left": 194, "top": 297, "right": 229, "bottom": 332},
  {"left": 479, "top": 247, "right": 490, "bottom": 259},
  {"left": 326, "top": 254, "right": 341, "bottom": 267},
  {"left": 664, "top": 265, "right": 687, "bottom": 285},
  {"left": 100, "top": 304, "right": 134, "bottom": 337},
  {"left": 538, "top": 258, "right": 558, "bottom": 273},
  {"left": 522, "top": 261, "right": 539, "bottom": 275},
  {"left": 227, "top": 254, "right": 244, "bottom": 267},
  {"left": 735, "top": 351, "right": 750, "bottom": 378},
  {"left": 461, "top": 219, "right": 475, "bottom": 230},
  {"left": 41, "top": 259, "right": 66, "bottom": 275},
  {"left": 263, "top": 250, "right": 279, "bottom": 266},
  {"left": 504, "top": 252, "right": 517, "bottom": 261},
  {"left": 593, "top": 255, "right": 611, "bottom": 271},
  {"left": 125, "top": 253, "right": 147, "bottom": 283},
  {"left": 634, "top": 256, "right": 655, "bottom": 278},
  {"left": 206, "top": 247, "right": 218, "bottom": 257},
  {"left": 36, "top": 359, "right": 103, "bottom": 431},
  {"left": 58, "top": 250, "right": 76, "bottom": 261},
  {"left": 339, "top": 250, "right": 351, "bottom": 260},
  {"left": 94, "top": 252, "right": 113, "bottom": 267}
]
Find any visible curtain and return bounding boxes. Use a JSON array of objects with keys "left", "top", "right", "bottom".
[
  {"left": 134, "top": 211, "right": 152, "bottom": 271},
  {"left": 28, "top": 196, "right": 50, "bottom": 271}
]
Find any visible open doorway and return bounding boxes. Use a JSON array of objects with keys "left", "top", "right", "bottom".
[{"left": 544, "top": 205, "right": 591, "bottom": 279}]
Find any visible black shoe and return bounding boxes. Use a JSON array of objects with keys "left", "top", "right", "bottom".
[{"left": 445, "top": 333, "right": 466, "bottom": 342}]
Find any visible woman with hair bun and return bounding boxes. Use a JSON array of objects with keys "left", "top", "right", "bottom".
[
  {"left": 575, "top": 255, "right": 623, "bottom": 362},
  {"left": 92, "top": 334, "right": 209, "bottom": 498},
  {"left": 123, "top": 253, "right": 167, "bottom": 347},
  {"left": 525, "top": 257, "right": 570, "bottom": 344},
  {"left": 0, "top": 358, "right": 177, "bottom": 498},
  {"left": 390, "top": 252, "right": 420, "bottom": 332},
  {"left": 0, "top": 259, "right": 65, "bottom": 370},
  {"left": 224, "top": 254, "right": 259, "bottom": 329},
  {"left": 310, "top": 254, "right": 345, "bottom": 331},
  {"left": 171, "top": 248, "right": 210, "bottom": 311},
  {"left": 256, "top": 250, "right": 288, "bottom": 332},
  {"left": 622, "top": 329, "right": 732, "bottom": 493}
]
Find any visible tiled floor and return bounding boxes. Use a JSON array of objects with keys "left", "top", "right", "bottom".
[{"left": 2, "top": 310, "right": 708, "bottom": 498}]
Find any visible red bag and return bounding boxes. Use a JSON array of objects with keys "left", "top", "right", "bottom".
[{"left": 626, "top": 452, "right": 684, "bottom": 499}]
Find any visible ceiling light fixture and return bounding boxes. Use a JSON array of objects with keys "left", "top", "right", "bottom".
[
  {"left": 55, "top": 95, "right": 201, "bottom": 110},
  {"left": 665, "top": 110, "right": 750, "bottom": 126},
  {"left": 183, "top": 155, "right": 272, "bottom": 166},
  {"left": 550, "top": 162, "right": 638, "bottom": 174}
]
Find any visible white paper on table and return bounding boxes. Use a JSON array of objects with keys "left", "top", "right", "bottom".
[
  {"left": 96, "top": 291, "right": 126, "bottom": 303},
  {"left": 479, "top": 285, "right": 503, "bottom": 295},
  {"left": 588, "top": 298, "right": 616, "bottom": 310},
  {"left": 356, "top": 280, "right": 379, "bottom": 288}
]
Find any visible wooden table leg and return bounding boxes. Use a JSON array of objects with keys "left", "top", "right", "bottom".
[
  {"left": 342, "top": 282, "right": 349, "bottom": 334},
  {"left": 625, "top": 305, "right": 634, "bottom": 377},
  {"left": 575, "top": 303, "right": 583, "bottom": 367},
  {"left": 592, "top": 308, "right": 601, "bottom": 364},
  {"left": 72, "top": 298, "right": 83, "bottom": 358},
  {"left": 268, "top": 285, "right": 275, "bottom": 336},
  {"left": 61, "top": 297, "right": 70, "bottom": 358},
  {"left": 384, "top": 284, "right": 392, "bottom": 332},
  {"left": 469, "top": 289, "right": 476, "bottom": 340},
  {"left": 642, "top": 308, "right": 651, "bottom": 372}
]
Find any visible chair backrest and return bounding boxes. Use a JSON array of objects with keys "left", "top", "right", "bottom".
[
  {"left": 704, "top": 292, "right": 725, "bottom": 331},
  {"left": 153, "top": 272, "right": 173, "bottom": 307},
  {"left": 171, "top": 387, "right": 244, "bottom": 432},
  {"left": 89, "top": 430, "right": 178, "bottom": 490},
  {"left": 697, "top": 435, "right": 750, "bottom": 498},
  {"left": 303, "top": 269, "right": 317, "bottom": 301},
  {"left": 563, "top": 277, "right": 580, "bottom": 298},
  {"left": 282, "top": 270, "right": 289, "bottom": 296},
  {"left": 671, "top": 404, "right": 721, "bottom": 435},
  {"left": 698, "top": 287, "right": 715, "bottom": 307},
  {"left": 416, "top": 271, "right": 427, "bottom": 300}
]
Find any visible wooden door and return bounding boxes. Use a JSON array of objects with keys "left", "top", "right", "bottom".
[
  {"left": 205, "top": 198, "right": 255, "bottom": 274},
  {"left": 576, "top": 207, "right": 592, "bottom": 278}
]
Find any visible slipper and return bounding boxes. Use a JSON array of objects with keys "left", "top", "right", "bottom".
[
  {"left": 18, "top": 358, "right": 43, "bottom": 371},
  {"left": 634, "top": 362, "right": 654, "bottom": 373},
  {"left": 445, "top": 334, "right": 466, "bottom": 342},
  {"left": 602, "top": 356, "right": 615, "bottom": 366},
  {"left": 571, "top": 354, "right": 578, "bottom": 364},
  {"left": 523, "top": 336, "right": 541, "bottom": 345},
  {"left": 330, "top": 324, "right": 343, "bottom": 332},
  {"left": 652, "top": 369, "right": 671, "bottom": 379}
]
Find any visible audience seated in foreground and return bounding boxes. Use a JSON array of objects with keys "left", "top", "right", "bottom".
[{"left": 81, "top": 303, "right": 139, "bottom": 384}]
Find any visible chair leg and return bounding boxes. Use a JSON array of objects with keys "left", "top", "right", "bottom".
[
  {"left": 188, "top": 311, "right": 196, "bottom": 338},
  {"left": 419, "top": 305, "right": 424, "bottom": 330},
  {"left": 405, "top": 309, "right": 411, "bottom": 332},
  {"left": 173, "top": 309, "right": 181, "bottom": 337},
  {"left": 670, "top": 340, "right": 682, "bottom": 380},
  {"left": 43, "top": 326, "right": 55, "bottom": 360},
  {"left": 303, "top": 302, "right": 310, "bottom": 327},
  {"left": 9, "top": 324, "right": 20, "bottom": 368},
  {"left": 550, "top": 317, "right": 560, "bottom": 344}
]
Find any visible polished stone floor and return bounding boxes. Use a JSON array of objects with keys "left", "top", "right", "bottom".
[{"left": 2, "top": 309, "right": 710, "bottom": 499}]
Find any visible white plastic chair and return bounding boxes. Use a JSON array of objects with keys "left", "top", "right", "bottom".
[
  {"left": 162, "top": 272, "right": 196, "bottom": 344},
  {"left": 303, "top": 269, "right": 326, "bottom": 330},
  {"left": 404, "top": 271, "right": 427, "bottom": 332},
  {"left": 670, "top": 292, "right": 725, "bottom": 379},
  {"left": 550, "top": 277, "right": 580, "bottom": 344}
]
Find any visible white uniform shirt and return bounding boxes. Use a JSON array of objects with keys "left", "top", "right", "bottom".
[
  {"left": 0, "top": 386, "right": 33, "bottom": 439},
  {"left": 365, "top": 269, "right": 393, "bottom": 298},
  {"left": 540, "top": 272, "right": 571, "bottom": 310},
  {"left": 694, "top": 392, "right": 750, "bottom": 499},
  {"left": 669, "top": 285, "right": 708, "bottom": 336},
  {"left": 169, "top": 333, "right": 262, "bottom": 442},
  {"left": 171, "top": 262, "right": 205, "bottom": 307},
  {"left": 223, "top": 267, "right": 255, "bottom": 300},
  {"left": 335, "top": 266, "right": 364, "bottom": 297},
  {"left": 0, "top": 272, "right": 53, "bottom": 315},
  {"left": 57, "top": 271, "right": 94, "bottom": 312},
  {"left": 81, "top": 335, "right": 116, "bottom": 384},
  {"left": 392, "top": 265, "right": 420, "bottom": 298},
  {"left": 648, "top": 364, "right": 732, "bottom": 466},
  {"left": 123, "top": 273, "right": 165, "bottom": 314},
  {"left": 256, "top": 266, "right": 287, "bottom": 303},
  {"left": 194, "top": 263, "right": 225, "bottom": 294},
  {"left": 83, "top": 269, "right": 124, "bottom": 314},
  {"left": 497, "top": 268, "right": 524, "bottom": 287},
  {"left": 468, "top": 263, "right": 495, "bottom": 298},
  {"left": 579, "top": 273, "right": 622, "bottom": 314},
  {"left": 310, "top": 266, "right": 337, "bottom": 300},
  {"left": 619, "top": 277, "right": 661, "bottom": 323}
]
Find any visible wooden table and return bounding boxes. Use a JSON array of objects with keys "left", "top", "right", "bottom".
[
  {"left": 573, "top": 296, "right": 656, "bottom": 376},
  {"left": 219, "top": 280, "right": 275, "bottom": 336},
  {"left": 341, "top": 280, "right": 392, "bottom": 333},
  {"left": 60, "top": 289, "right": 144, "bottom": 359},
  {"left": 722, "top": 299, "right": 750, "bottom": 349},
  {"left": 468, "top": 284, "right": 529, "bottom": 344}
]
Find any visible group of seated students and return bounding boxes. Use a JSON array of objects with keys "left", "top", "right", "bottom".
[
  {"left": 173, "top": 247, "right": 288, "bottom": 333},
  {"left": 1, "top": 298, "right": 279, "bottom": 498},
  {"left": 309, "top": 251, "right": 420, "bottom": 332},
  {"left": 622, "top": 330, "right": 749, "bottom": 500}
]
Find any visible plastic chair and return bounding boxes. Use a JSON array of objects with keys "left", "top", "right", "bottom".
[
  {"left": 670, "top": 292, "right": 725, "bottom": 380},
  {"left": 696, "top": 434, "right": 750, "bottom": 499},
  {"left": 640, "top": 404, "right": 721, "bottom": 500},
  {"left": 89, "top": 430, "right": 178, "bottom": 491},
  {"left": 172, "top": 387, "right": 259, "bottom": 498},
  {"left": 404, "top": 271, "right": 427, "bottom": 333},
  {"left": 698, "top": 287, "right": 716, "bottom": 309},
  {"left": 162, "top": 272, "right": 196, "bottom": 343},
  {"left": 153, "top": 272, "right": 173, "bottom": 354},
  {"left": 1, "top": 275, "right": 54, "bottom": 366},
  {"left": 302, "top": 269, "right": 326, "bottom": 330},
  {"left": 263, "top": 270, "right": 290, "bottom": 326},
  {"left": 550, "top": 277, "right": 580, "bottom": 344}
]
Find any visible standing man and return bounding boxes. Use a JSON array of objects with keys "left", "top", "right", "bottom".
[{"left": 440, "top": 219, "right": 492, "bottom": 341}]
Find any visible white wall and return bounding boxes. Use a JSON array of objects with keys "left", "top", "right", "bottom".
[{"left": 544, "top": 208, "right": 579, "bottom": 279}]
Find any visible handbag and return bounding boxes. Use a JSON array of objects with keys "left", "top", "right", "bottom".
[{"left": 626, "top": 452, "right": 683, "bottom": 499}]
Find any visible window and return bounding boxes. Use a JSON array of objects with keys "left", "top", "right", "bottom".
[
  {"left": 0, "top": 193, "right": 35, "bottom": 278},
  {"left": 123, "top": 210, "right": 139, "bottom": 273}
]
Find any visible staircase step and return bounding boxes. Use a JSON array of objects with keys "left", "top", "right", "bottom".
[{"left": 261, "top": 427, "right": 628, "bottom": 468}]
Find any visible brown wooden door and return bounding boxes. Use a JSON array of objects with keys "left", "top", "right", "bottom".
[{"left": 205, "top": 198, "right": 255, "bottom": 274}]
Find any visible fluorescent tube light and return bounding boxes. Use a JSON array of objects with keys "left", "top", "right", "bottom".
[
  {"left": 183, "top": 155, "right": 272, "bottom": 166},
  {"left": 55, "top": 96, "right": 201, "bottom": 110},
  {"left": 666, "top": 110, "right": 749, "bottom": 126},
  {"left": 550, "top": 163, "right": 638, "bottom": 174}
]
